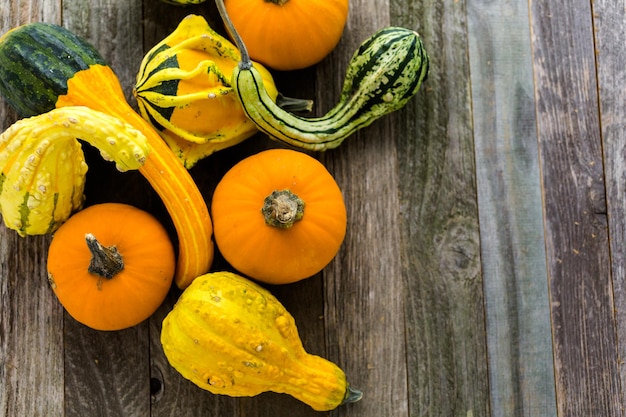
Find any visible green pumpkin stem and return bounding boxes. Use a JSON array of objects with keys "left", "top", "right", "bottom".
[
  {"left": 276, "top": 94, "right": 313, "bottom": 113},
  {"left": 85, "top": 233, "right": 124, "bottom": 280},
  {"left": 342, "top": 386, "right": 364, "bottom": 404},
  {"left": 262, "top": 190, "right": 305, "bottom": 229}
]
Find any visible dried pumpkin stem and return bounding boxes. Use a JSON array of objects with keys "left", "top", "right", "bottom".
[
  {"left": 262, "top": 190, "right": 304, "bottom": 228},
  {"left": 85, "top": 233, "right": 124, "bottom": 279},
  {"left": 265, "top": 0, "right": 289, "bottom": 5}
]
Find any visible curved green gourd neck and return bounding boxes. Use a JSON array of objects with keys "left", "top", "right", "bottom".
[{"left": 214, "top": 0, "right": 430, "bottom": 151}]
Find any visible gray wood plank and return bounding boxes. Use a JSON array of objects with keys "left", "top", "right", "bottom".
[
  {"left": 466, "top": 0, "right": 558, "bottom": 415},
  {"left": 0, "top": 234, "right": 64, "bottom": 417},
  {"left": 140, "top": 3, "right": 328, "bottom": 416},
  {"left": 139, "top": 4, "right": 240, "bottom": 416},
  {"left": 0, "top": 0, "right": 61, "bottom": 24},
  {"left": 322, "top": 129, "right": 408, "bottom": 417},
  {"left": 63, "top": 324, "right": 151, "bottom": 417},
  {"left": 391, "top": 1, "right": 491, "bottom": 416},
  {"left": 592, "top": 0, "right": 626, "bottom": 410},
  {"left": 0, "top": 5, "right": 65, "bottom": 417},
  {"left": 138, "top": 4, "right": 268, "bottom": 416},
  {"left": 318, "top": 2, "right": 409, "bottom": 417},
  {"left": 61, "top": 0, "right": 143, "bottom": 102},
  {"left": 530, "top": 0, "right": 622, "bottom": 415}
]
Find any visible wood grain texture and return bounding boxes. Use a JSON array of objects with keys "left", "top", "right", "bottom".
[
  {"left": 0, "top": 234, "right": 63, "bottom": 417},
  {"left": 466, "top": 0, "right": 557, "bottom": 415},
  {"left": 56, "top": 2, "right": 156, "bottom": 416},
  {"left": 0, "top": 4, "right": 64, "bottom": 417},
  {"left": 139, "top": 2, "right": 329, "bottom": 417},
  {"left": 317, "top": 2, "right": 409, "bottom": 417},
  {"left": 592, "top": 0, "right": 626, "bottom": 410},
  {"left": 63, "top": 324, "right": 151, "bottom": 417},
  {"left": 530, "top": 0, "right": 622, "bottom": 415},
  {"left": 2, "top": 0, "right": 626, "bottom": 416},
  {"left": 62, "top": 0, "right": 143, "bottom": 101},
  {"left": 391, "top": 0, "right": 491, "bottom": 416}
]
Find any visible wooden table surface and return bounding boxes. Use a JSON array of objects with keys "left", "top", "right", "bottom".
[{"left": 2, "top": 0, "right": 625, "bottom": 416}]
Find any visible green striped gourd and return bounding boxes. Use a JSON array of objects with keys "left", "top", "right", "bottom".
[{"left": 215, "top": 0, "right": 430, "bottom": 150}]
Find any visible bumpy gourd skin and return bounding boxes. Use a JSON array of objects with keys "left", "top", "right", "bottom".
[
  {"left": 0, "top": 106, "right": 149, "bottom": 236},
  {"left": 161, "top": 271, "right": 358, "bottom": 411},
  {"left": 0, "top": 21, "right": 214, "bottom": 288}
]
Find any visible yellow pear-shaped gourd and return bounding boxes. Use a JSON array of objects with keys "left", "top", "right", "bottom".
[{"left": 161, "top": 271, "right": 362, "bottom": 411}]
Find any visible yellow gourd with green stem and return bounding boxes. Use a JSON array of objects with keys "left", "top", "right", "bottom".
[{"left": 161, "top": 271, "right": 363, "bottom": 411}]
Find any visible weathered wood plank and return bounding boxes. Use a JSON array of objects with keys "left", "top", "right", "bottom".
[
  {"left": 139, "top": 4, "right": 232, "bottom": 417},
  {"left": 63, "top": 325, "right": 151, "bottom": 417},
  {"left": 592, "top": 0, "right": 626, "bottom": 410},
  {"left": 391, "top": 1, "right": 491, "bottom": 416},
  {"left": 530, "top": 0, "right": 622, "bottom": 415},
  {"left": 0, "top": 0, "right": 61, "bottom": 24},
  {"left": 317, "top": 2, "right": 408, "bottom": 417},
  {"left": 0, "top": 234, "right": 64, "bottom": 417},
  {"left": 466, "top": 0, "right": 558, "bottom": 415},
  {"left": 0, "top": 4, "right": 65, "bottom": 417}
]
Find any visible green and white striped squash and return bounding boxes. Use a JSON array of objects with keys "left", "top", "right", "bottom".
[{"left": 215, "top": 0, "right": 430, "bottom": 150}]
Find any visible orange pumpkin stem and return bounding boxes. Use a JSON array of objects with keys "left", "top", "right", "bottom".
[
  {"left": 265, "top": 0, "right": 289, "bottom": 5},
  {"left": 262, "top": 189, "right": 305, "bottom": 229},
  {"left": 85, "top": 233, "right": 124, "bottom": 280}
]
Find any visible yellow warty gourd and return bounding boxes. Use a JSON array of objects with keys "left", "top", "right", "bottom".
[
  {"left": 161, "top": 271, "right": 362, "bottom": 411},
  {"left": 0, "top": 106, "right": 149, "bottom": 236}
]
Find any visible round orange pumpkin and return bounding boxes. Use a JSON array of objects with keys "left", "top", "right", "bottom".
[
  {"left": 211, "top": 148, "right": 347, "bottom": 284},
  {"left": 47, "top": 203, "right": 176, "bottom": 331},
  {"left": 223, "top": 0, "right": 349, "bottom": 71}
]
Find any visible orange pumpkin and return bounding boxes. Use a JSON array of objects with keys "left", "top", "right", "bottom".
[
  {"left": 223, "top": 0, "right": 349, "bottom": 70},
  {"left": 47, "top": 203, "right": 176, "bottom": 331},
  {"left": 211, "top": 148, "right": 347, "bottom": 284}
]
